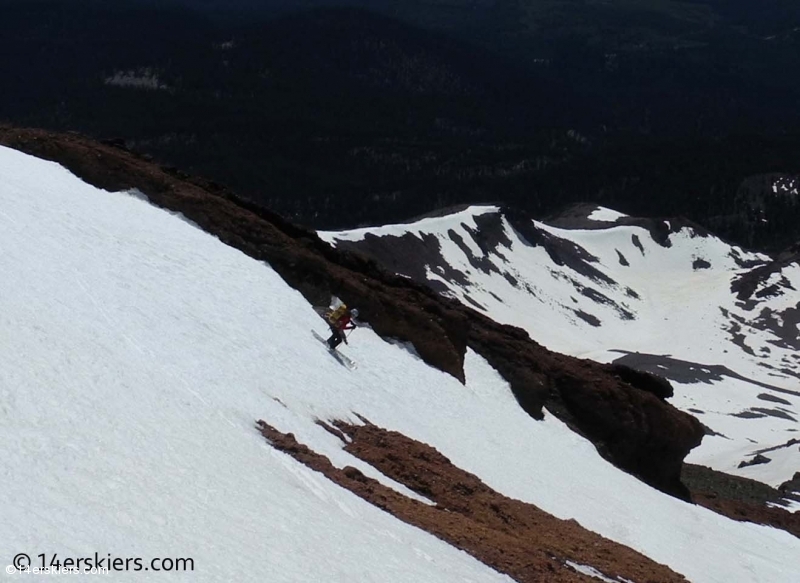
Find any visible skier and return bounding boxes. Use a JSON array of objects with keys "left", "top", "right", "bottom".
[{"left": 326, "top": 306, "right": 358, "bottom": 350}]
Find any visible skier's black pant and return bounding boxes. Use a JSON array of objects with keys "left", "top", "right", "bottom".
[{"left": 327, "top": 327, "right": 345, "bottom": 349}]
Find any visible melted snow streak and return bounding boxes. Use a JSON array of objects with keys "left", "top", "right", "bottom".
[
  {"left": 2, "top": 146, "right": 800, "bottom": 583},
  {"left": 565, "top": 561, "right": 619, "bottom": 582},
  {"left": 321, "top": 205, "right": 800, "bottom": 490}
]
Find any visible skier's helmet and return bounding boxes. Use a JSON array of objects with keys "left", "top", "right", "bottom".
[{"left": 351, "top": 308, "right": 359, "bottom": 318}]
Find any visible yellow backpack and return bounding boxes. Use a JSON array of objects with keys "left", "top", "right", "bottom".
[{"left": 327, "top": 303, "right": 347, "bottom": 324}]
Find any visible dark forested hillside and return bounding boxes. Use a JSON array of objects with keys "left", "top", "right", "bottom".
[{"left": 2, "top": 0, "right": 799, "bottom": 251}]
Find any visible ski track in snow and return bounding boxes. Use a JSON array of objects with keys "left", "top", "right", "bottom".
[{"left": 1, "top": 148, "right": 799, "bottom": 582}]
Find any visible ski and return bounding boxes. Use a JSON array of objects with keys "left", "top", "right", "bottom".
[
  {"left": 333, "top": 351, "right": 357, "bottom": 371},
  {"left": 311, "top": 330, "right": 357, "bottom": 370}
]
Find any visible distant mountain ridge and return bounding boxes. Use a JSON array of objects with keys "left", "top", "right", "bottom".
[{"left": 320, "top": 203, "right": 800, "bottom": 501}]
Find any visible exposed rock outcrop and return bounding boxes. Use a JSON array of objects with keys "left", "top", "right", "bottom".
[
  {"left": 683, "top": 464, "right": 800, "bottom": 538},
  {"left": 731, "top": 243, "right": 800, "bottom": 302}
]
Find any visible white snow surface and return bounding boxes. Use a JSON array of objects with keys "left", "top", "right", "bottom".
[
  {"left": 317, "top": 205, "right": 500, "bottom": 244},
  {"left": 2, "top": 148, "right": 800, "bottom": 582},
  {"left": 587, "top": 206, "right": 628, "bottom": 222},
  {"left": 568, "top": 561, "right": 639, "bottom": 583},
  {"left": 322, "top": 205, "right": 800, "bottom": 491}
]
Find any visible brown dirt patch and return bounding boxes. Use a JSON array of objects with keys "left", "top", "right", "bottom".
[{"left": 257, "top": 418, "right": 689, "bottom": 583}]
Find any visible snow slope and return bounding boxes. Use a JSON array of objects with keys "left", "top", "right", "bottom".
[
  {"left": 0, "top": 147, "right": 510, "bottom": 583},
  {"left": 321, "top": 206, "right": 800, "bottom": 491},
  {"left": 2, "top": 147, "right": 799, "bottom": 582}
]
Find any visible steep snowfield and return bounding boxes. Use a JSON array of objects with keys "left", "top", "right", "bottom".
[
  {"left": 0, "top": 147, "right": 510, "bottom": 583},
  {"left": 2, "top": 147, "right": 800, "bottom": 582},
  {"left": 321, "top": 206, "right": 800, "bottom": 490}
]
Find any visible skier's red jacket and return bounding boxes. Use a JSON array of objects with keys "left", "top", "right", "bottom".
[{"left": 331, "top": 314, "right": 356, "bottom": 332}]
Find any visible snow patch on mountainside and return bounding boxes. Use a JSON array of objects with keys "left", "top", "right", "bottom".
[{"left": 588, "top": 206, "right": 628, "bottom": 222}]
